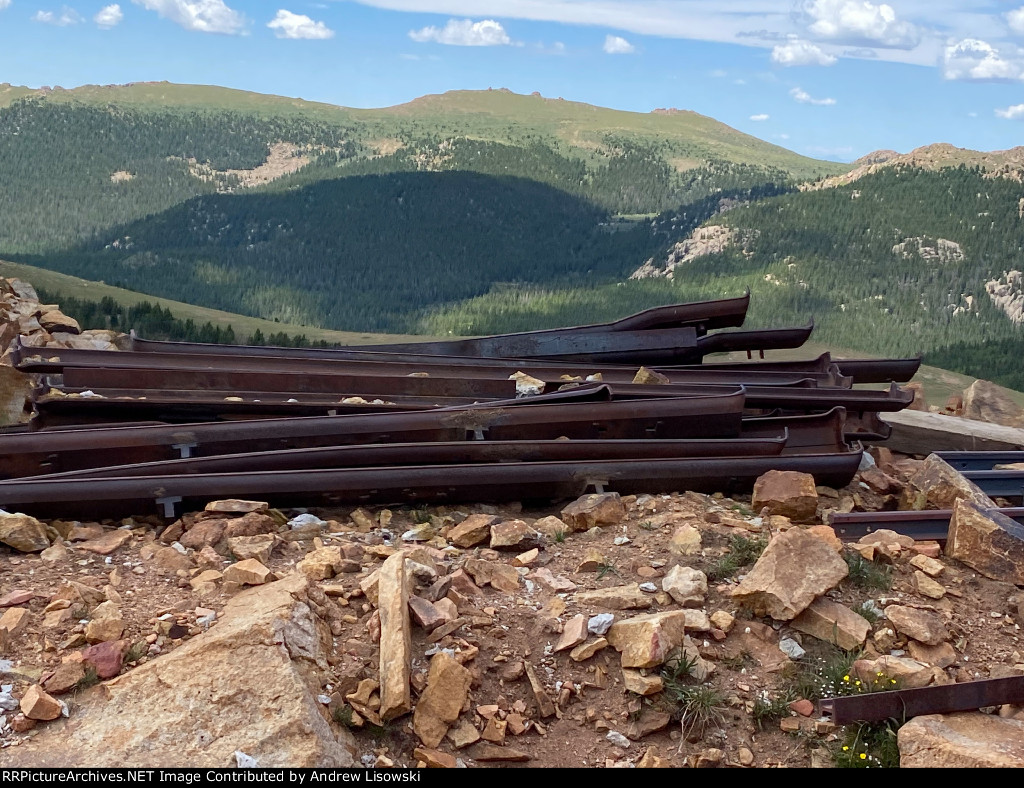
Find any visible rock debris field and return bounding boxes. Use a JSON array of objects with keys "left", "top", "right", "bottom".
[{"left": 1, "top": 453, "right": 1024, "bottom": 769}]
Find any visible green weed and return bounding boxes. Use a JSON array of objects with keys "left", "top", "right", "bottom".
[{"left": 844, "top": 552, "right": 893, "bottom": 591}]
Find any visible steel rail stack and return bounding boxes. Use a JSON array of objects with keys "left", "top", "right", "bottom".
[{"left": 7, "top": 293, "right": 920, "bottom": 519}]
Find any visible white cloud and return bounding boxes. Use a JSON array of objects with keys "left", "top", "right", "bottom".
[
  {"left": 0, "top": 0, "right": 10, "bottom": 10},
  {"left": 409, "top": 18, "right": 511, "bottom": 45},
  {"left": 95, "top": 4, "right": 123, "bottom": 28},
  {"left": 749, "top": 113, "right": 770, "bottom": 121},
  {"left": 996, "top": 103, "right": 1024, "bottom": 119},
  {"left": 771, "top": 39, "right": 837, "bottom": 66},
  {"left": 803, "top": 0, "right": 919, "bottom": 48},
  {"left": 1007, "top": 7, "right": 1024, "bottom": 35},
  {"left": 943, "top": 38, "right": 1022, "bottom": 81},
  {"left": 33, "top": 6, "right": 83, "bottom": 25},
  {"left": 790, "top": 86, "right": 837, "bottom": 105},
  {"left": 131, "top": 0, "right": 246, "bottom": 34},
  {"left": 267, "top": 9, "right": 334, "bottom": 39},
  {"left": 603, "top": 34, "right": 634, "bottom": 54}
]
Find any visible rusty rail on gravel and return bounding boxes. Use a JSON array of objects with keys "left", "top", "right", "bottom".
[
  {"left": 829, "top": 507, "right": 1024, "bottom": 541},
  {"left": 0, "top": 450, "right": 864, "bottom": 520}
]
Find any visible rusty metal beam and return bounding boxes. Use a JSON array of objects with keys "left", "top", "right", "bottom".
[
  {"left": 829, "top": 507, "right": 1024, "bottom": 541},
  {"left": 32, "top": 435, "right": 790, "bottom": 480},
  {"left": 936, "top": 451, "right": 1024, "bottom": 472},
  {"left": 0, "top": 390, "right": 748, "bottom": 478},
  {"left": 0, "top": 449, "right": 863, "bottom": 519},
  {"left": 819, "top": 676, "right": 1024, "bottom": 724}
]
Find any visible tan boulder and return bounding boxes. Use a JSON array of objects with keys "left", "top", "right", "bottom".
[
  {"left": 532, "top": 515, "right": 570, "bottom": 539},
  {"left": 899, "top": 713, "right": 1024, "bottom": 767},
  {"left": 853, "top": 655, "right": 943, "bottom": 689},
  {"left": 606, "top": 611, "right": 688, "bottom": 668},
  {"left": 946, "top": 499, "right": 1024, "bottom": 585},
  {"left": 412, "top": 652, "right": 472, "bottom": 748},
  {"left": 448, "top": 514, "right": 499, "bottom": 548},
  {"left": 296, "top": 547, "right": 344, "bottom": 580},
  {"left": 0, "top": 512, "right": 50, "bottom": 552},
  {"left": 0, "top": 606, "right": 30, "bottom": 638},
  {"left": 885, "top": 605, "right": 949, "bottom": 645},
  {"left": 909, "top": 454, "right": 996, "bottom": 511},
  {"left": 560, "top": 493, "right": 626, "bottom": 532},
  {"left": 20, "top": 685, "right": 62, "bottom": 721},
  {"left": 227, "top": 534, "right": 275, "bottom": 564},
  {"left": 730, "top": 529, "right": 848, "bottom": 620},
  {"left": 3, "top": 574, "right": 357, "bottom": 766},
  {"left": 662, "top": 565, "right": 707, "bottom": 607},
  {"left": 751, "top": 470, "right": 818, "bottom": 522},
  {"left": 0, "top": 365, "right": 33, "bottom": 427},
  {"left": 85, "top": 601, "right": 124, "bottom": 644},
  {"left": 963, "top": 379, "right": 1024, "bottom": 428},
  {"left": 622, "top": 669, "right": 663, "bottom": 696},
  {"left": 790, "top": 598, "right": 870, "bottom": 651},
  {"left": 39, "top": 311, "right": 80, "bottom": 335},
  {"left": 669, "top": 525, "right": 702, "bottom": 556},
  {"left": 223, "top": 559, "right": 273, "bottom": 586}
]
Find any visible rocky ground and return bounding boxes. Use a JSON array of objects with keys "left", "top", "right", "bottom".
[{"left": 1, "top": 451, "right": 1023, "bottom": 769}]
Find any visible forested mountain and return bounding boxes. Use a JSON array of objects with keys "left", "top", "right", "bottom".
[{"left": 0, "top": 82, "right": 1021, "bottom": 387}]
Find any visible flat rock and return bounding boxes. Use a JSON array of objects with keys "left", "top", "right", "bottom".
[
  {"left": 625, "top": 710, "right": 672, "bottom": 740},
  {"left": 553, "top": 614, "right": 588, "bottom": 652},
  {"left": 899, "top": 713, "right": 1024, "bottom": 767},
  {"left": 886, "top": 604, "right": 949, "bottom": 645},
  {"left": 408, "top": 597, "right": 446, "bottom": 632},
  {"left": 378, "top": 553, "right": 412, "bottom": 721},
  {"left": 448, "top": 514, "right": 499, "bottom": 548},
  {"left": 81, "top": 640, "right": 127, "bottom": 680},
  {"left": 412, "top": 651, "right": 473, "bottom": 748},
  {"left": 205, "top": 499, "right": 269, "bottom": 514},
  {"left": 910, "top": 553, "right": 945, "bottom": 577},
  {"left": 914, "top": 571, "right": 946, "bottom": 599},
  {"left": 76, "top": 529, "right": 134, "bottom": 556},
  {"left": 531, "top": 567, "right": 576, "bottom": 593},
  {"left": 413, "top": 747, "right": 457, "bottom": 769},
  {"left": 576, "top": 584, "right": 652, "bottom": 611},
  {"left": 606, "top": 611, "right": 687, "bottom": 668},
  {"left": 446, "top": 718, "right": 481, "bottom": 749},
  {"left": 662, "top": 565, "right": 707, "bottom": 607},
  {"left": 560, "top": 493, "right": 626, "bottom": 532},
  {"left": 790, "top": 598, "right": 870, "bottom": 651},
  {"left": 947, "top": 499, "right": 1024, "bottom": 585},
  {"left": 853, "top": 655, "right": 945, "bottom": 689},
  {"left": 0, "top": 590, "right": 36, "bottom": 608},
  {"left": 752, "top": 470, "right": 818, "bottom": 522},
  {"left": 622, "top": 669, "right": 663, "bottom": 696},
  {"left": 489, "top": 519, "right": 542, "bottom": 551},
  {"left": 0, "top": 512, "right": 51, "bottom": 552},
  {"left": 532, "top": 515, "right": 569, "bottom": 539},
  {"left": 3, "top": 574, "right": 357, "bottom": 767},
  {"left": 730, "top": 529, "right": 848, "bottom": 620},
  {"left": 464, "top": 559, "right": 520, "bottom": 593},
  {"left": 0, "top": 607, "right": 30, "bottom": 638},
  {"left": 570, "top": 638, "right": 608, "bottom": 662},
  {"left": 907, "top": 640, "right": 958, "bottom": 669},
  {"left": 465, "top": 743, "right": 530, "bottom": 762}
]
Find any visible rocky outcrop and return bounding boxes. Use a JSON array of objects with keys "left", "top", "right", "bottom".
[
  {"left": 899, "top": 713, "right": 1024, "bottom": 767},
  {"left": 5, "top": 573, "right": 357, "bottom": 767}
]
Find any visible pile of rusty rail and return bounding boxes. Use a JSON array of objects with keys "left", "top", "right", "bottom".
[{"left": 3, "top": 293, "right": 920, "bottom": 519}]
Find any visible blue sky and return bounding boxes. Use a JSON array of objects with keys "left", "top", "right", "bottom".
[{"left": 2, "top": 1, "right": 1024, "bottom": 162}]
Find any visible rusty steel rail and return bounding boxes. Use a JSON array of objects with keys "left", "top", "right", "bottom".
[
  {"left": 15, "top": 349, "right": 852, "bottom": 388},
  {"left": 829, "top": 507, "right": 1024, "bottom": 542},
  {"left": 0, "top": 450, "right": 863, "bottom": 519},
  {"left": 960, "top": 469, "right": 1024, "bottom": 498},
  {"left": 0, "top": 390, "right": 748, "bottom": 478},
  {"left": 612, "top": 381, "right": 913, "bottom": 414},
  {"left": 831, "top": 356, "right": 922, "bottom": 384},
  {"left": 741, "top": 408, "right": 848, "bottom": 455},
  {"left": 30, "top": 435, "right": 791, "bottom": 480},
  {"left": 819, "top": 676, "right": 1024, "bottom": 724},
  {"left": 936, "top": 451, "right": 1024, "bottom": 472}
]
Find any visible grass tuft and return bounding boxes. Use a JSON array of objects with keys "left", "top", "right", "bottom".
[{"left": 844, "top": 552, "right": 893, "bottom": 591}]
